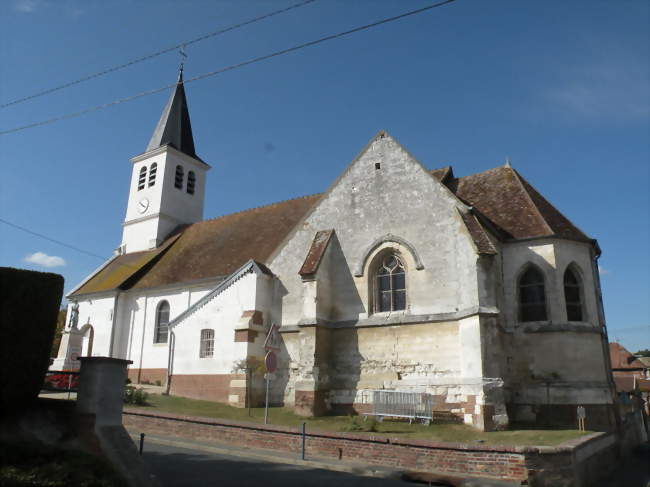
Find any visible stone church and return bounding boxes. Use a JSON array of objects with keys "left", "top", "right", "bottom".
[{"left": 53, "top": 73, "right": 617, "bottom": 431}]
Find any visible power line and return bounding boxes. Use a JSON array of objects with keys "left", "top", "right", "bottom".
[
  {"left": 0, "top": 0, "right": 318, "bottom": 109},
  {"left": 0, "top": 217, "right": 111, "bottom": 262},
  {"left": 0, "top": 0, "right": 457, "bottom": 136}
]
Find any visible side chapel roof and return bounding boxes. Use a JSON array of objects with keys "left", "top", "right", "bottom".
[{"left": 70, "top": 153, "right": 596, "bottom": 297}]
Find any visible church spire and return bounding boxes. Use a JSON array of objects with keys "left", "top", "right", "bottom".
[{"left": 146, "top": 66, "right": 197, "bottom": 158}]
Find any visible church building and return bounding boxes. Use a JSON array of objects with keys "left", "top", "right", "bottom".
[{"left": 53, "top": 73, "right": 617, "bottom": 431}]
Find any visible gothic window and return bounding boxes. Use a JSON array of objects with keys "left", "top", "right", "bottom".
[
  {"left": 154, "top": 301, "right": 170, "bottom": 344},
  {"left": 375, "top": 253, "right": 406, "bottom": 312},
  {"left": 564, "top": 266, "right": 584, "bottom": 322},
  {"left": 148, "top": 163, "right": 157, "bottom": 187},
  {"left": 138, "top": 166, "right": 147, "bottom": 190},
  {"left": 187, "top": 171, "right": 196, "bottom": 195},
  {"left": 174, "top": 165, "right": 184, "bottom": 189},
  {"left": 518, "top": 265, "right": 547, "bottom": 322},
  {"left": 199, "top": 329, "right": 214, "bottom": 358}
]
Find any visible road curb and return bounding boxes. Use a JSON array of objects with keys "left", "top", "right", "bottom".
[{"left": 128, "top": 431, "right": 402, "bottom": 480}]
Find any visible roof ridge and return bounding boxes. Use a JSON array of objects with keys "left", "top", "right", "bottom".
[
  {"left": 508, "top": 167, "right": 555, "bottom": 236},
  {"left": 199, "top": 193, "right": 322, "bottom": 225},
  {"left": 514, "top": 169, "right": 592, "bottom": 242}
]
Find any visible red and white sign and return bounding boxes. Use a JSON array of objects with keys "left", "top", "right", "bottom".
[
  {"left": 264, "top": 351, "right": 277, "bottom": 373},
  {"left": 263, "top": 323, "right": 281, "bottom": 352}
]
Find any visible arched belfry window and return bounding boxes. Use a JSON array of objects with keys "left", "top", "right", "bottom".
[
  {"left": 174, "top": 165, "right": 184, "bottom": 189},
  {"left": 564, "top": 266, "right": 584, "bottom": 322},
  {"left": 138, "top": 166, "right": 147, "bottom": 190},
  {"left": 376, "top": 253, "right": 406, "bottom": 312},
  {"left": 518, "top": 265, "right": 547, "bottom": 322},
  {"left": 187, "top": 171, "right": 196, "bottom": 195},
  {"left": 148, "top": 163, "right": 157, "bottom": 187},
  {"left": 154, "top": 301, "right": 170, "bottom": 343}
]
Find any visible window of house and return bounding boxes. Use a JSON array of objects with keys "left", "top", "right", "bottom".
[
  {"left": 518, "top": 265, "right": 547, "bottom": 322},
  {"left": 148, "top": 163, "right": 157, "bottom": 187},
  {"left": 376, "top": 253, "right": 406, "bottom": 312},
  {"left": 154, "top": 301, "right": 170, "bottom": 343},
  {"left": 174, "top": 165, "right": 184, "bottom": 189},
  {"left": 564, "top": 266, "right": 583, "bottom": 322},
  {"left": 187, "top": 171, "right": 196, "bottom": 195},
  {"left": 199, "top": 329, "right": 214, "bottom": 358},
  {"left": 138, "top": 166, "right": 147, "bottom": 190}
]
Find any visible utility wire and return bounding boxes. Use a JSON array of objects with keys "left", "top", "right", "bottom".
[
  {"left": 0, "top": 0, "right": 318, "bottom": 109},
  {"left": 0, "top": 0, "right": 457, "bottom": 136},
  {"left": 0, "top": 217, "right": 111, "bottom": 262}
]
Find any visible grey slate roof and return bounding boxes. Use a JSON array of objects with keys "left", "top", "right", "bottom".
[{"left": 146, "top": 72, "right": 199, "bottom": 159}]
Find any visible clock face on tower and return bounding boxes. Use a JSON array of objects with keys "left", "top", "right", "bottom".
[{"left": 138, "top": 198, "right": 150, "bottom": 214}]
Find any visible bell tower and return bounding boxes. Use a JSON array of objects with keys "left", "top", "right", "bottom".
[{"left": 121, "top": 68, "right": 210, "bottom": 253}]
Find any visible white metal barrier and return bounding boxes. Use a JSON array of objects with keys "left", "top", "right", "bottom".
[{"left": 362, "top": 390, "right": 433, "bottom": 424}]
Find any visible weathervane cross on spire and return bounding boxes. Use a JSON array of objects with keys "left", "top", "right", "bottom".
[{"left": 178, "top": 44, "right": 188, "bottom": 82}]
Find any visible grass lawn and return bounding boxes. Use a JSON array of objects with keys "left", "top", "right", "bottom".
[
  {"left": 127, "top": 393, "right": 591, "bottom": 446},
  {"left": 0, "top": 439, "right": 126, "bottom": 487}
]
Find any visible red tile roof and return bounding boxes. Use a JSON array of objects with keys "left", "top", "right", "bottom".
[{"left": 609, "top": 342, "right": 647, "bottom": 370}]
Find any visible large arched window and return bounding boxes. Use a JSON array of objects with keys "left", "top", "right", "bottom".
[
  {"left": 199, "top": 329, "right": 214, "bottom": 358},
  {"left": 154, "top": 301, "right": 170, "bottom": 343},
  {"left": 174, "top": 165, "right": 184, "bottom": 189},
  {"left": 564, "top": 266, "right": 584, "bottom": 322},
  {"left": 148, "top": 162, "right": 157, "bottom": 187},
  {"left": 187, "top": 171, "right": 196, "bottom": 195},
  {"left": 137, "top": 166, "right": 147, "bottom": 190},
  {"left": 518, "top": 265, "right": 547, "bottom": 322},
  {"left": 375, "top": 253, "right": 406, "bottom": 313}
]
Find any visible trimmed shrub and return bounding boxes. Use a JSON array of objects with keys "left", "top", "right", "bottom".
[{"left": 0, "top": 267, "right": 64, "bottom": 414}]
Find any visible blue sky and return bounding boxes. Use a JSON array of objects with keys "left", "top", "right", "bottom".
[{"left": 1, "top": 0, "right": 648, "bottom": 351}]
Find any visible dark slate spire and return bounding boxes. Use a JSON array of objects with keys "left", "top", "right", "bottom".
[{"left": 146, "top": 66, "right": 197, "bottom": 158}]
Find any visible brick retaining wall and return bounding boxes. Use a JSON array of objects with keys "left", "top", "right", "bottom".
[{"left": 123, "top": 409, "right": 618, "bottom": 486}]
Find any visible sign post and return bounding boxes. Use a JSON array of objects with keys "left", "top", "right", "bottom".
[{"left": 263, "top": 324, "right": 280, "bottom": 425}]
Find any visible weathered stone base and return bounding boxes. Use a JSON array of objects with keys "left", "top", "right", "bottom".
[
  {"left": 508, "top": 403, "right": 617, "bottom": 432},
  {"left": 294, "top": 390, "right": 329, "bottom": 416}
]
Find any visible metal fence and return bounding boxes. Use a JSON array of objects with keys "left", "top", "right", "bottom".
[
  {"left": 363, "top": 390, "right": 433, "bottom": 424},
  {"left": 42, "top": 370, "right": 80, "bottom": 399}
]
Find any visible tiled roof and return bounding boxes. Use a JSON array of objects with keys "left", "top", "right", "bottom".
[
  {"left": 299, "top": 230, "right": 334, "bottom": 277},
  {"left": 72, "top": 162, "right": 596, "bottom": 295},
  {"left": 609, "top": 342, "right": 647, "bottom": 370},
  {"left": 447, "top": 166, "right": 592, "bottom": 243}
]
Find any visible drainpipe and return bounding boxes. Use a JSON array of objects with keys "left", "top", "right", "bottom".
[
  {"left": 108, "top": 292, "right": 120, "bottom": 358},
  {"left": 137, "top": 296, "right": 148, "bottom": 384},
  {"left": 165, "top": 330, "right": 175, "bottom": 395}
]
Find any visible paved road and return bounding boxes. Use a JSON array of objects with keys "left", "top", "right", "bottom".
[{"left": 141, "top": 440, "right": 414, "bottom": 487}]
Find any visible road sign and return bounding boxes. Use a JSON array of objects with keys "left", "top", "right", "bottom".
[
  {"left": 263, "top": 323, "right": 281, "bottom": 352},
  {"left": 265, "top": 351, "right": 277, "bottom": 373}
]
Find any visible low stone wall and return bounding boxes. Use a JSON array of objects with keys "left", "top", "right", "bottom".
[{"left": 123, "top": 409, "right": 620, "bottom": 485}]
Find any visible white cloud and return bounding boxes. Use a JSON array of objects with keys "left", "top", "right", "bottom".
[
  {"left": 14, "top": 0, "right": 41, "bottom": 13},
  {"left": 24, "top": 252, "right": 66, "bottom": 268}
]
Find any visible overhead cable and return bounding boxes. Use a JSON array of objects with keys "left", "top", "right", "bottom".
[
  {"left": 0, "top": 0, "right": 318, "bottom": 109},
  {"left": 0, "top": 0, "right": 457, "bottom": 135}
]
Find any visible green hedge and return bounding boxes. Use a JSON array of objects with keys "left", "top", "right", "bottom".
[{"left": 0, "top": 267, "right": 64, "bottom": 414}]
